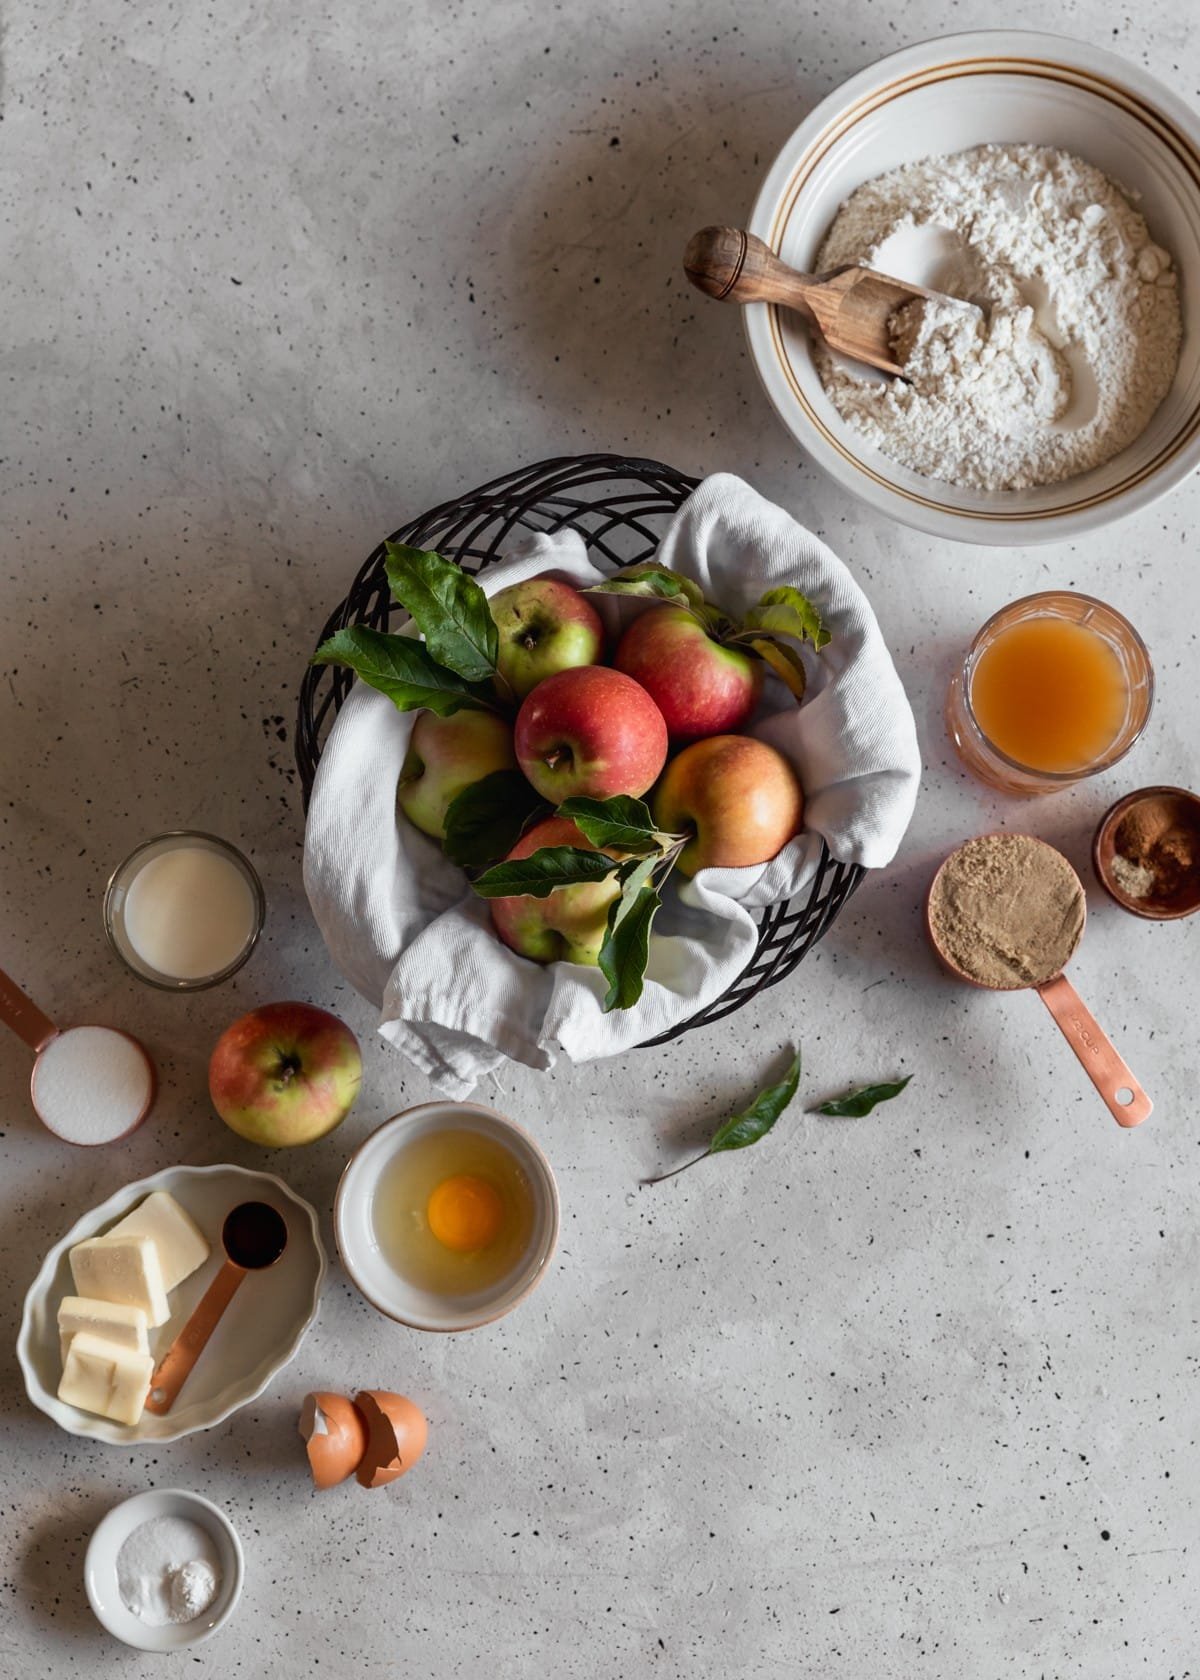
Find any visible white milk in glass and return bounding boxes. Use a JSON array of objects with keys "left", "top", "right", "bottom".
[{"left": 122, "top": 846, "right": 258, "bottom": 981}]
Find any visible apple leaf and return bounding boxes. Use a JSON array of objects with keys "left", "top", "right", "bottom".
[
  {"left": 742, "top": 585, "right": 831, "bottom": 651},
  {"left": 312, "top": 626, "right": 496, "bottom": 715},
  {"left": 598, "top": 862, "right": 662, "bottom": 1011},
  {"left": 442, "top": 772, "right": 550, "bottom": 869},
  {"left": 643, "top": 1048, "right": 802, "bottom": 1183},
  {"left": 708, "top": 1050, "right": 802, "bottom": 1153},
  {"left": 811, "top": 1074, "right": 912, "bottom": 1117},
  {"left": 584, "top": 562, "right": 706, "bottom": 609},
  {"left": 470, "top": 846, "right": 619, "bottom": 899},
  {"left": 383, "top": 543, "right": 499, "bottom": 683},
  {"left": 556, "top": 794, "right": 666, "bottom": 856},
  {"left": 744, "top": 634, "right": 808, "bottom": 702}
]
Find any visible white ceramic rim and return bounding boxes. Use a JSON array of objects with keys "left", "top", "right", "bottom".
[
  {"left": 745, "top": 30, "right": 1200, "bottom": 544},
  {"left": 84, "top": 1487, "right": 244, "bottom": 1651},
  {"left": 335, "top": 1100, "right": 560, "bottom": 1333},
  {"left": 16, "top": 1163, "right": 327, "bottom": 1443}
]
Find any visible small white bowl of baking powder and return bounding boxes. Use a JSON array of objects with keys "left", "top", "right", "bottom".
[
  {"left": 745, "top": 31, "right": 1200, "bottom": 543},
  {"left": 84, "top": 1488, "right": 243, "bottom": 1651}
]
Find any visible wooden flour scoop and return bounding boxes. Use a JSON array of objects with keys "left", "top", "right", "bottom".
[{"left": 684, "top": 225, "right": 948, "bottom": 377}]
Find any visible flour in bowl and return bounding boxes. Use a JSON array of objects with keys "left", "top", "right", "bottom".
[{"left": 814, "top": 144, "right": 1182, "bottom": 491}]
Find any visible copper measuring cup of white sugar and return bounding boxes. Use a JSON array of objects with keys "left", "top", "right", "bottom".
[
  {"left": 925, "top": 835, "right": 1151, "bottom": 1129},
  {"left": 0, "top": 964, "right": 156, "bottom": 1145}
]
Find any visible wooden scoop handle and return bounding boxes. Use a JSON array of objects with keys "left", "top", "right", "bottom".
[
  {"left": 144, "top": 1259, "right": 246, "bottom": 1414},
  {"left": 0, "top": 965, "right": 58, "bottom": 1054},
  {"left": 1036, "top": 974, "right": 1152, "bottom": 1128},
  {"left": 684, "top": 226, "right": 817, "bottom": 318}
]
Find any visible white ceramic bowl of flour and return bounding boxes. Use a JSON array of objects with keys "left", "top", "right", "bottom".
[
  {"left": 746, "top": 32, "right": 1200, "bottom": 543},
  {"left": 85, "top": 1488, "right": 243, "bottom": 1650}
]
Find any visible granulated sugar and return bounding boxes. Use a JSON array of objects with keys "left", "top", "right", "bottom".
[
  {"left": 815, "top": 144, "right": 1182, "bottom": 491},
  {"left": 30, "top": 1025, "right": 154, "bottom": 1144}
]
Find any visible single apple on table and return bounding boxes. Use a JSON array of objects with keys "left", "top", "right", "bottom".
[
  {"left": 488, "top": 575, "right": 605, "bottom": 699},
  {"left": 489, "top": 815, "right": 621, "bottom": 965},
  {"left": 396, "top": 708, "right": 516, "bottom": 840},
  {"left": 209, "top": 1001, "right": 362, "bottom": 1147},
  {"left": 653, "top": 735, "right": 804, "bottom": 876},
  {"left": 614, "top": 606, "right": 763, "bottom": 738},
  {"left": 515, "top": 666, "right": 668, "bottom": 803}
]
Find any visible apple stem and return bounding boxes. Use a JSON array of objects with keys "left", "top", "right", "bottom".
[
  {"left": 543, "top": 747, "right": 570, "bottom": 772},
  {"left": 641, "top": 1149, "right": 711, "bottom": 1186}
]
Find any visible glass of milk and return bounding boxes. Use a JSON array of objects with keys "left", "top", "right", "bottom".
[{"left": 104, "top": 833, "right": 265, "bottom": 990}]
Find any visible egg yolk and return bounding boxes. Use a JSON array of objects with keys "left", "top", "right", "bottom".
[{"left": 426, "top": 1174, "right": 504, "bottom": 1253}]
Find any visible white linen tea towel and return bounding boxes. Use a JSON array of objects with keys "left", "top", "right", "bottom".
[{"left": 303, "top": 474, "right": 920, "bottom": 1096}]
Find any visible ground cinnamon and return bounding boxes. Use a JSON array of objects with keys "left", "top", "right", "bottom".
[{"left": 1113, "top": 798, "right": 1200, "bottom": 908}]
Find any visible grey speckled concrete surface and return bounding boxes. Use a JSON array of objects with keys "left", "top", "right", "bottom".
[{"left": 2, "top": 3, "right": 1198, "bottom": 1676}]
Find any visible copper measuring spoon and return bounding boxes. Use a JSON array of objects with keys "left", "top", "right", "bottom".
[
  {"left": 0, "top": 964, "right": 156, "bottom": 1142},
  {"left": 144, "top": 1201, "right": 289, "bottom": 1414},
  {"left": 926, "top": 838, "right": 1151, "bottom": 1129}
]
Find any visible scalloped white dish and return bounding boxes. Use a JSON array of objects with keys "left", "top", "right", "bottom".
[{"left": 17, "top": 1163, "right": 325, "bottom": 1444}]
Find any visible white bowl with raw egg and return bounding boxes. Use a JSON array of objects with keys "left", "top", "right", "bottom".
[
  {"left": 745, "top": 31, "right": 1200, "bottom": 543},
  {"left": 334, "top": 1102, "right": 559, "bottom": 1332}
]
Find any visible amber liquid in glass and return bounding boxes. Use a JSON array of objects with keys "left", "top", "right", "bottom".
[{"left": 969, "top": 616, "right": 1128, "bottom": 775}]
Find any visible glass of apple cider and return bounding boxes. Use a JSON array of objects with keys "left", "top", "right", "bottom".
[{"left": 946, "top": 592, "right": 1154, "bottom": 795}]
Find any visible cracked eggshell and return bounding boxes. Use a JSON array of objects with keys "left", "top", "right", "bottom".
[
  {"left": 354, "top": 1390, "right": 428, "bottom": 1488},
  {"left": 299, "top": 1391, "right": 368, "bottom": 1488}
]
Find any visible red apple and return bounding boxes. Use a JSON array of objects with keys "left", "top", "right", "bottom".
[
  {"left": 652, "top": 735, "right": 803, "bottom": 876},
  {"left": 396, "top": 708, "right": 516, "bottom": 840},
  {"left": 515, "top": 666, "right": 668, "bottom": 803},
  {"left": 489, "top": 815, "right": 621, "bottom": 965},
  {"left": 614, "top": 607, "right": 763, "bottom": 738},
  {"left": 209, "top": 1001, "right": 362, "bottom": 1147},
  {"left": 489, "top": 575, "right": 605, "bottom": 698}
]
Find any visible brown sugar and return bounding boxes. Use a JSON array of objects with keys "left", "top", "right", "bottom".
[{"left": 929, "top": 834, "right": 1085, "bottom": 990}]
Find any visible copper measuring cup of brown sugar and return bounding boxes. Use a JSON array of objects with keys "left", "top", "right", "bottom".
[{"left": 925, "top": 834, "right": 1151, "bottom": 1129}]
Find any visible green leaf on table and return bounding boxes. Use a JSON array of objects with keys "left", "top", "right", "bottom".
[
  {"left": 708, "top": 1050, "right": 803, "bottom": 1154},
  {"left": 312, "top": 626, "right": 495, "bottom": 715},
  {"left": 743, "top": 585, "right": 831, "bottom": 651},
  {"left": 470, "top": 846, "right": 619, "bottom": 899},
  {"left": 598, "top": 866, "right": 662, "bottom": 1012},
  {"left": 812, "top": 1075, "right": 912, "bottom": 1118},
  {"left": 383, "top": 542, "right": 499, "bottom": 683},
  {"left": 557, "top": 794, "right": 666, "bottom": 855},
  {"left": 442, "top": 772, "right": 549, "bottom": 869},
  {"left": 584, "top": 562, "right": 706, "bottom": 609},
  {"left": 643, "top": 1048, "right": 802, "bottom": 1184}
]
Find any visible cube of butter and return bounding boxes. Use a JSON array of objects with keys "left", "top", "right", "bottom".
[
  {"left": 58, "top": 1295, "right": 149, "bottom": 1365},
  {"left": 58, "top": 1330, "right": 154, "bottom": 1425},
  {"left": 69, "top": 1233, "right": 169, "bottom": 1327},
  {"left": 106, "top": 1191, "right": 210, "bottom": 1293}
]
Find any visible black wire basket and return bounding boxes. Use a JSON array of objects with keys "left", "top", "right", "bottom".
[{"left": 296, "top": 453, "right": 865, "bottom": 1047}]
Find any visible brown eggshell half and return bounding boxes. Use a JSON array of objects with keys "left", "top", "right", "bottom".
[
  {"left": 299, "top": 1391, "right": 368, "bottom": 1489},
  {"left": 354, "top": 1390, "right": 429, "bottom": 1488}
]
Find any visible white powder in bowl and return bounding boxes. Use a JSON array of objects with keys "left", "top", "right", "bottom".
[
  {"left": 31, "top": 1026, "right": 154, "bottom": 1145},
  {"left": 116, "top": 1514, "right": 223, "bottom": 1627},
  {"left": 814, "top": 144, "right": 1183, "bottom": 491}
]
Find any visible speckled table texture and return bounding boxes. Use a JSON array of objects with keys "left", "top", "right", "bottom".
[{"left": 2, "top": 2, "right": 1197, "bottom": 1676}]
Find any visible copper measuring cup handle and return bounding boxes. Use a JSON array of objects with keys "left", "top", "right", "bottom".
[
  {"left": 1036, "top": 974, "right": 1152, "bottom": 1128},
  {"left": 0, "top": 965, "right": 58, "bottom": 1054},
  {"left": 143, "top": 1261, "right": 246, "bottom": 1415}
]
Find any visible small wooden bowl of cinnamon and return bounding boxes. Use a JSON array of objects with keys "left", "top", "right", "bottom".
[{"left": 1093, "top": 787, "right": 1200, "bottom": 920}]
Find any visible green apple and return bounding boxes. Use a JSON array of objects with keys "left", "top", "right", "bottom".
[
  {"left": 208, "top": 1001, "right": 361, "bottom": 1147},
  {"left": 397, "top": 709, "right": 516, "bottom": 840},
  {"left": 489, "top": 576, "right": 605, "bottom": 699}
]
